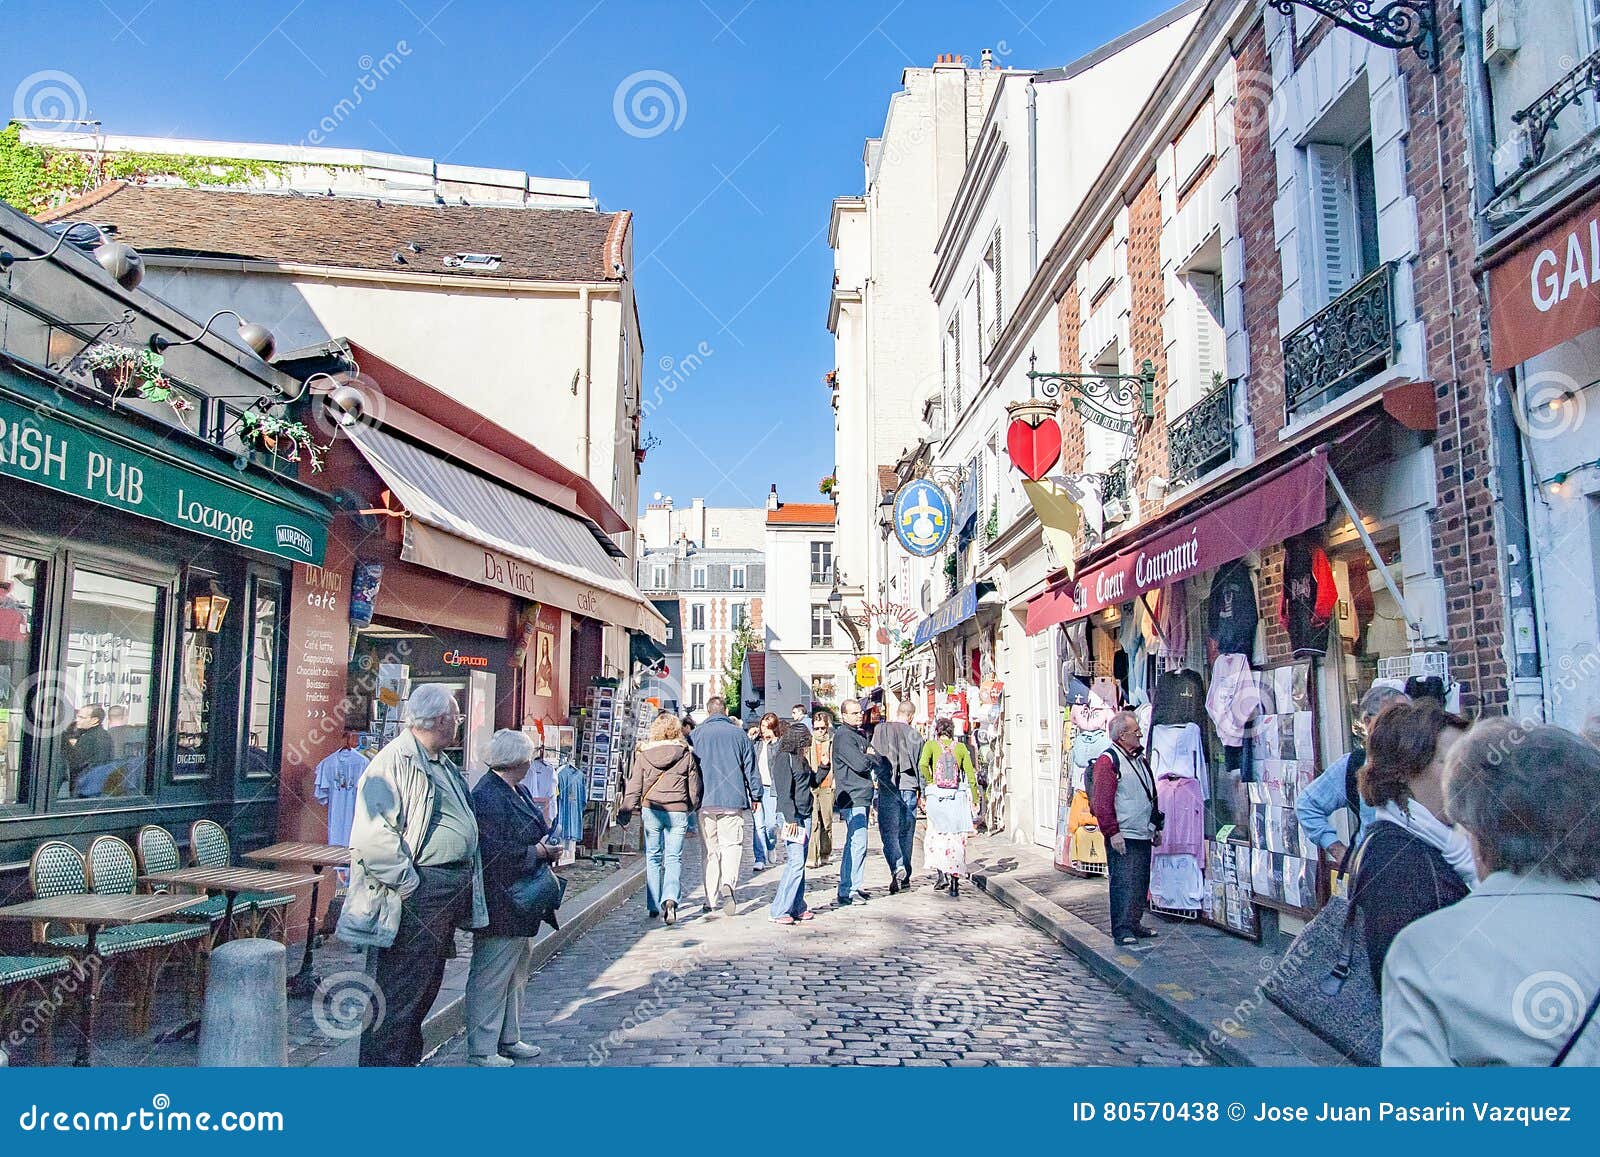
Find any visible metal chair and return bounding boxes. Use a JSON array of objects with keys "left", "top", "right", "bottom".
[
  {"left": 0, "top": 954, "right": 72, "bottom": 1065},
  {"left": 188, "top": 820, "right": 292, "bottom": 941},
  {"left": 136, "top": 825, "right": 231, "bottom": 935}
]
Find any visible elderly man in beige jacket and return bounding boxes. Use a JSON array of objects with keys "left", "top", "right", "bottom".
[{"left": 338, "top": 684, "right": 488, "bottom": 1066}]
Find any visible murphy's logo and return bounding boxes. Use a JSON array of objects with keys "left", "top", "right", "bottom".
[{"left": 275, "top": 525, "right": 315, "bottom": 557}]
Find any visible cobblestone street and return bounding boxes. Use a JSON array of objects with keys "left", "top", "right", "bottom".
[{"left": 430, "top": 832, "right": 1201, "bottom": 1067}]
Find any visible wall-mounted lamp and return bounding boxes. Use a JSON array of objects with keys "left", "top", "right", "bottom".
[
  {"left": 827, "top": 583, "right": 844, "bottom": 617},
  {"left": 149, "top": 309, "right": 276, "bottom": 362},
  {"left": 0, "top": 221, "right": 144, "bottom": 291},
  {"left": 877, "top": 492, "right": 895, "bottom": 541},
  {"left": 187, "top": 580, "right": 232, "bottom": 634}
]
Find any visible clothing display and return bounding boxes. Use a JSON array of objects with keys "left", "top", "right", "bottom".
[
  {"left": 554, "top": 760, "right": 587, "bottom": 846},
  {"left": 1206, "top": 653, "right": 1261, "bottom": 746},
  {"left": 1207, "top": 558, "right": 1259, "bottom": 656},
  {"left": 1150, "top": 668, "right": 1206, "bottom": 730},
  {"left": 1155, "top": 580, "right": 1189, "bottom": 669},
  {"left": 1330, "top": 558, "right": 1360, "bottom": 642},
  {"left": 1148, "top": 722, "right": 1207, "bottom": 793},
  {"left": 1155, "top": 773, "right": 1206, "bottom": 858},
  {"left": 524, "top": 756, "right": 555, "bottom": 822},
  {"left": 1280, "top": 536, "right": 1337, "bottom": 656},
  {"left": 1149, "top": 854, "right": 1206, "bottom": 910},
  {"left": 313, "top": 746, "right": 368, "bottom": 847}
]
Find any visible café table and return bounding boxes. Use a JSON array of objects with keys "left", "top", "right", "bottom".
[
  {"left": 243, "top": 842, "right": 352, "bottom": 996},
  {"left": 0, "top": 892, "right": 198, "bottom": 1066},
  {"left": 139, "top": 865, "right": 319, "bottom": 1042}
]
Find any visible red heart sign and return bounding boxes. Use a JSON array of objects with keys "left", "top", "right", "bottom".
[{"left": 1007, "top": 416, "right": 1062, "bottom": 481}]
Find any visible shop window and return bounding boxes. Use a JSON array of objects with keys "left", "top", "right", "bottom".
[
  {"left": 1303, "top": 109, "right": 1379, "bottom": 310},
  {"left": 243, "top": 579, "right": 284, "bottom": 780},
  {"left": 811, "top": 605, "right": 833, "bottom": 649},
  {"left": 175, "top": 571, "right": 232, "bottom": 781},
  {"left": 690, "top": 603, "right": 706, "bottom": 631},
  {"left": 731, "top": 566, "right": 746, "bottom": 590},
  {"left": 0, "top": 554, "right": 44, "bottom": 808},
  {"left": 810, "top": 541, "right": 833, "bottom": 585},
  {"left": 59, "top": 570, "right": 162, "bottom": 801}
]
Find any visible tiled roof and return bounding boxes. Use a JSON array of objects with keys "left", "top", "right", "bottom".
[
  {"left": 877, "top": 466, "right": 900, "bottom": 495},
  {"left": 766, "top": 503, "right": 836, "bottom": 526},
  {"left": 744, "top": 649, "right": 766, "bottom": 688},
  {"left": 38, "top": 182, "right": 629, "bottom": 283}
]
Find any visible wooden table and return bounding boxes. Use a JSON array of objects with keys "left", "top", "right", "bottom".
[
  {"left": 0, "top": 893, "right": 197, "bottom": 1066},
  {"left": 139, "top": 866, "right": 318, "bottom": 1044},
  {"left": 244, "top": 842, "right": 351, "bottom": 996}
]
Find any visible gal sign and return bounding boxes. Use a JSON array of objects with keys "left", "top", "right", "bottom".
[{"left": 893, "top": 480, "right": 953, "bottom": 557}]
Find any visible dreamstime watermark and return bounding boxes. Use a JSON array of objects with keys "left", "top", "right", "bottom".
[
  {"left": 2, "top": 956, "right": 100, "bottom": 1060},
  {"left": 1184, "top": 934, "right": 1316, "bottom": 1065},
  {"left": 15, "top": 1094, "right": 283, "bottom": 1133},
  {"left": 311, "top": 970, "right": 386, "bottom": 1041},
  {"left": 911, "top": 969, "right": 988, "bottom": 1036},
  {"left": 1511, "top": 970, "right": 1586, "bottom": 1041},
  {"left": 301, "top": 42, "right": 414, "bottom": 147},
  {"left": 612, "top": 70, "right": 687, "bottom": 139},
  {"left": 1511, "top": 369, "right": 1588, "bottom": 443},
  {"left": 12, "top": 69, "right": 88, "bottom": 124},
  {"left": 586, "top": 944, "right": 704, "bottom": 1064}
]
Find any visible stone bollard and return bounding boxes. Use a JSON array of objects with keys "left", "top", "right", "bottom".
[{"left": 198, "top": 938, "right": 288, "bottom": 1067}]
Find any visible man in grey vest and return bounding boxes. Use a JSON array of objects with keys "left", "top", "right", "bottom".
[{"left": 1088, "top": 710, "right": 1160, "bottom": 947}]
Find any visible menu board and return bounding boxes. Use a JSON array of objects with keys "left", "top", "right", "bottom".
[{"left": 279, "top": 552, "right": 354, "bottom": 843}]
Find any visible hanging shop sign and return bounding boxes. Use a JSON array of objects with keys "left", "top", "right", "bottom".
[
  {"left": 1005, "top": 410, "right": 1063, "bottom": 481},
  {"left": 1486, "top": 189, "right": 1600, "bottom": 371},
  {"left": 912, "top": 583, "right": 980, "bottom": 647},
  {"left": 893, "top": 479, "right": 954, "bottom": 557},
  {"left": 1025, "top": 449, "right": 1329, "bottom": 633},
  {"left": 0, "top": 384, "right": 326, "bottom": 565},
  {"left": 854, "top": 656, "right": 881, "bottom": 689}
]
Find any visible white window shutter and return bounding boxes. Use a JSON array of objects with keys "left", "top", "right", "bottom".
[
  {"left": 992, "top": 228, "right": 1004, "bottom": 330},
  {"left": 1192, "top": 273, "right": 1224, "bottom": 393},
  {"left": 951, "top": 317, "right": 963, "bottom": 412},
  {"left": 1307, "top": 143, "right": 1358, "bottom": 305}
]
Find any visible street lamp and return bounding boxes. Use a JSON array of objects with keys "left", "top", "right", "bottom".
[
  {"left": 0, "top": 221, "right": 144, "bottom": 291},
  {"left": 877, "top": 492, "right": 894, "bottom": 541},
  {"left": 827, "top": 583, "right": 844, "bottom": 617}
]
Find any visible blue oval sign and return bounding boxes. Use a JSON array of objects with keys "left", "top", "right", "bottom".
[{"left": 894, "top": 479, "right": 953, "bottom": 557}]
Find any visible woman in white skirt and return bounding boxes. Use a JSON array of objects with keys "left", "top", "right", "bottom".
[{"left": 917, "top": 718, "right": 979, "bottom": 897}]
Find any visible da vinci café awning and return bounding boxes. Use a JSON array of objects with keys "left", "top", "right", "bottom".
[
  {"left": 1024, "top": 448, "right": 1328, "bottom": 635},
  {"left": 346, "top": 423, "right": 667, "bottom": 641}
]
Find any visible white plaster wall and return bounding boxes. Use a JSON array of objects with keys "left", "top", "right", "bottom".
[{"left": 763, "top": 523, "right": 851, "bottom": 712}]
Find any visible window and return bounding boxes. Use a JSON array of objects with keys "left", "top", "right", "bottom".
[
  {"left": 731, "top": 602, "right": 749, "bottom": 630},
  {"left": 691, "top": 566, "right": 707, "bottom": 589},
  {"left": 810, "top": 541, "right": 833, "bottom": 585},
  {"left": 175, "top": 571, "right": 226, "bottom": 781},
  {"left": 983, "top": 229, "right": 1003, "bottom": 345},
  {"left": 59, "top": 570, "right": 163, "bottom": 800},
  {"left": 730, "top": 566, "right": 746, "bottom": 590},
  {"left": 709, "top": 527, "right": 720, "bottom": 540},
  {"left": 652, "top": 565, "right": 667, "bottom": 589},
  {"left": 243, "top": 579, "right": 282, "bottom": 780},
  {"left": 0, "top": 554, "right": 44, "bottom": 808},
  {"left": 689, "top": 682, "right": 705, "bottom": 710},
  {"left": 690, "top": 603, "right": 706, "bottom": 631},
  {"left": 691, "top": 643, "right": 706, "bottom": 671},
  {"left": 811, "top": 604, "right": 833, "bottom": 649},
  {"left": 1170, "top": 265, "right": 1226, "bottom": 416},
  {"left": 1305, "top": 137, "right": 1379, "bottom": 307}
]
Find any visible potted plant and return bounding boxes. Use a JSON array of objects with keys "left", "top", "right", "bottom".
[
  {"left": 237, "top": 410, "right": 327, "bottom": 472},
  {"left": 79, "top": 343, "right": 195, "bottom": 417},
  {"left": 818, "top": 474, "right": 837, "bottom": 497}
]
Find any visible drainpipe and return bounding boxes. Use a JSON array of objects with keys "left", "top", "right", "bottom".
[
  {"left": 579, "top": 285, "right": 593, "bottom": 478},
  {"left": 1027, "top": 78, "right": 1040, "bottom": 273},
  {"left": 1461, "top": 0, "right": 1544, "bottom": 715}
]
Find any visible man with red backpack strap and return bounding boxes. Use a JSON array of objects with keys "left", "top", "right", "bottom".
[{"left": 1088, "top": 710, "right": 1162, "bottom": 946}]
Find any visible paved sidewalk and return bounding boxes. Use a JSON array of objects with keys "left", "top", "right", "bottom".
[{"left": 968, "top": 837, "right": 1346, "bottom": 1067}]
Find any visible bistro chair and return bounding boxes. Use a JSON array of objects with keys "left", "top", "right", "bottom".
[
  {"left": 135, "top": 825, "right": 231, "bottom": 943},
  {"left": 82, "top": 835, "right": 210, "bottom": 1033},
  {"left": 0, "top": 954, "right": 72, "bottom": 1065},
  {"left": 188, "top": 820, "right": 292, "bottom": 941}
]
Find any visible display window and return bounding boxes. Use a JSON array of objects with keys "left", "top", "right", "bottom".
[{"left": 0, "top": 553, "right": 45, "bottom": 809}]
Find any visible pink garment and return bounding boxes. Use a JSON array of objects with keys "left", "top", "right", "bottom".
[
  {"left": 1206, "top": 653, "right": 1260, "bottom": 746},
  {"left": 1070, "top": 682, "right": 1120, "bottom": 734},
  {"left": 1155, "top": 774, "right": 1206, "bottom": 860}
]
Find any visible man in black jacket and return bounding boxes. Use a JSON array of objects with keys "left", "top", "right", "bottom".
[
  {"left": 831, "top": 699, "right": 879, "bottom": 905},
  {"left": 769, "top": 720, "right": 816, "bottom": 924},
  {"left": 872, "top": 700, "right": 923, "bottom": 893}
]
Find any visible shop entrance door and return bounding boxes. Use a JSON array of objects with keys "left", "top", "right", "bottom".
[{"left": 1030, "top": 631, "right": 1060, "bottom": 847}]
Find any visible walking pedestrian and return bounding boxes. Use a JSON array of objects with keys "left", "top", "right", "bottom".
[
  {"left": 752, "top": 713, "right": 784, "bottom": 871},
  {"left": 340, "top": 685, "right": 488, "bottom": 1067},
  {"left": 464, "top": 729, "right": 556, "bottom": 1067},
  {"left": 1382, "top": 720, "right": 1600, "bottom": 1066},
  {"left": 769, "top": 717, "right": 818, "bottom": 925},
  {"left": 872, "top": 699, "right": 923, "bottom": 893},
  {"left": 618, "top": 712, "right": 702, "bottom": 925},
  {"left": 1351, "top": 699, "right": 1475, "bottom": 991},
  {"left": 688, "top": 696, "right": 762, "bottom": 916},
  {"left": 806, "top": 708, "right": 835, "bottom": 869},
  {"left": 1088, "top": 710, "right": 1159, "bottom": 945},
  {"left": 830, "top": 699, "right": 877, "bottom": 905},
  {"left": 918, "top": 718, "right": 979, "bottom": 898},
  {"left": 1296, "top": 685, "right": 1408, "bottom": 863}
]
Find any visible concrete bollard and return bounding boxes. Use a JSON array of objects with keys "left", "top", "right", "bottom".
[{"left": 198, "top": 939, "right": 288, "bottom": 1067}]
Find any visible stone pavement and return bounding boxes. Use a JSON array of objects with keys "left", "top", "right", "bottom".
[
  {"left": 428, "top": 825, "right": 1202, "bottom": 1067},
  {"left": 967, "top": 837, "right": 1347, "bottom": 1067}
]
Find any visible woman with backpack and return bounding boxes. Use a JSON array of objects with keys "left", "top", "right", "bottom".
[
  {"left": 618, "top": 712, "right": 703, "bottom": 925},
  {"left": 918, "top": 718, "right": 979, "bottom": 897}
]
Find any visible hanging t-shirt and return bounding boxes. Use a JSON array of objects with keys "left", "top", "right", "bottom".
[
  {"left": 313, "top": 747, "right": 369, "bottom": 847},
  {"left": 1150, "top": 668, "right": 1206, "bottom": 731},
  {"left": 1281, "top": 537, "right": 1337, "bottom": 656},
  {"left": 1207, "top": 559, "right": 1258, "bottom": 656}
]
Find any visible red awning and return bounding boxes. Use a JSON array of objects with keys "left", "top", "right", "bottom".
[
  {"left": 1485, "top": 189, "right": 1600, "bottom": 371},
  {"left": 1025, "top": 448, "right": 1329, "bottom": 635}
]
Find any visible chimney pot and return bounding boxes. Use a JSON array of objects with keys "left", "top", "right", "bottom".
[{"left": 980, "top": 48, "right": 994, "bottom": 69}]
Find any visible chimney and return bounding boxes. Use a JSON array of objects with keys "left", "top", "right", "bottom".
[
  {"left": 980, "top": 48, "right": 993, "bottom": 70},
  {"left": 766, "top": 483, "right": 780, "bottom": 512},
  {"left": 676, "top": 532, "right": 690, "bottom": 559}
]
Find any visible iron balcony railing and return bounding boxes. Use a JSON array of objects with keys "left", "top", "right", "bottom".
[
  {"left": 1513, "top": 46, "right": 1600, "bottom": 172},
  {"left": 1101, "top": 457, "right": 1130, "bottom": 508},
  {"left": 1283, "top": 261, "right": 1396, "bottom": 420},
  {"left": 1167, "top": 377, "right": 1237, "bottom": 486}
]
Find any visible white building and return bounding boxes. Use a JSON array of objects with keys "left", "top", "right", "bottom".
[
  {"left": 638, "top": 495, "right": 767, "bottom": 552},
  {"left": 762, "top": 489, "right": 851, "bottom": 714}
]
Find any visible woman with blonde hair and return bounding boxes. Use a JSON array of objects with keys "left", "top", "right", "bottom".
[{"left": 618, "top": 711, "right": 702, "bottom": 925}]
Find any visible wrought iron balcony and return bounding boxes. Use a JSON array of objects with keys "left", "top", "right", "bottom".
[
  {"left": 1167, "top": 378, "right": 1237, "bottom": 486},
  {"left": 1100, "top": 458, "right": 1130, "bottom": 508},
  {"left": 1283, "top": 261, "right": 1395, "bottom": 419},
  {"left": 1512, "top": 46, "right": 1600, "bottom": 171}
]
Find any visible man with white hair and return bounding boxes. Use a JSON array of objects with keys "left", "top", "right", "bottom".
[
  {"left": 1088, "top": 710, "right": 1159, "bottom": 947},
  {"left": 339, "top": 683, "right": 488, "bottom": 1066}
]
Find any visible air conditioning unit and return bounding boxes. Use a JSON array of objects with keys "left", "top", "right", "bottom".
[{"left": 1482, "top": 1, "right": 1519, "bottom": 66}]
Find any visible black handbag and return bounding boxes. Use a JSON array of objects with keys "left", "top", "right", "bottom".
[
  {"left": 1266, "top": 842, "right": 1382, "bottom": 1065},
  {"left": 509, "top": 862, "right": 568, "bottom": 932}
]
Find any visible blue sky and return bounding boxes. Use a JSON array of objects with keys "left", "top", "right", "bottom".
[{"left": 3, "top": 0, "right": 1177, "bottom": 512}]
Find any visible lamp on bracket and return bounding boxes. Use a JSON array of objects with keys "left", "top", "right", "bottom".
[
  {"left": 148, "top": 309, "right": 277, "bottom": 362},
  {"left": 0, "top": 221, "right": 144, "bottom": 291}
]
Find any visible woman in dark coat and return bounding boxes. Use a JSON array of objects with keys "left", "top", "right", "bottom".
[
  {"left": 464, "top": 728, "right": 559, "bottom": 1066},
  {"left": 768, "top": 717, "right": 817, "bottom": 924}
]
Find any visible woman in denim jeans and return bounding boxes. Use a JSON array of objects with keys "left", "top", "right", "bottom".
[{"left": 618, "top": 712, "right": 703, "bottom": 925}]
